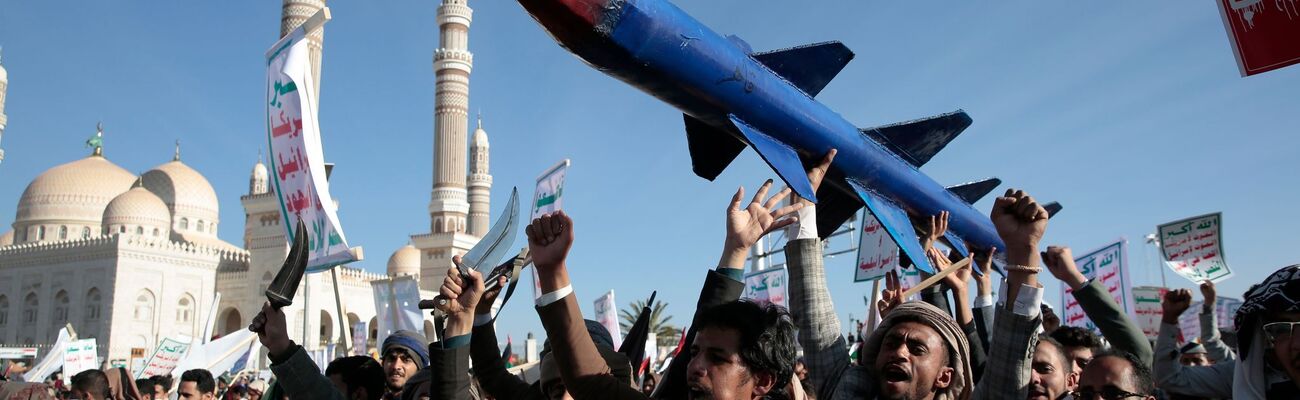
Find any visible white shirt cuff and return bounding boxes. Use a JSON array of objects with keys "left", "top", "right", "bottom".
[
  {"left": 473, "top": 313, "right": 493, "bottom": 327},
  {"left": 974, "top": 294, "right": 994, "bottom": 309},
  {"left": 788, "top": 204, "right": 818, "bottom": 241},
  {"left": 996, "top": 279, "right": 1044, "bottom": 317},
  {"left": 536, "top": 285, "right": 573, "bottom": 307}
]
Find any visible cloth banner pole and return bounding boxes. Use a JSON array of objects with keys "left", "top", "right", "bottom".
[{"left": 331, "top": 268, "right": 351, "bottom": 355}]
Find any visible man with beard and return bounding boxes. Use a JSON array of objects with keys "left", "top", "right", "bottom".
[
  {"left": 527, "top": 207, "right": 800, "bottom": 400},
  {"left": 380, "top": 330, "right": 429, "bottom": 399},
  {"left": 1027, "top": 336, "right": 1077, "bottom": 400},
  {"left": 1152, "top": 265, "right": 1300, "bottom": 399},
  {"left": 793, "top": 189, "right": 1050, "bottom": 400},
  {"left": 1073, "top": 351, "right": 1155, "bottom": 400}
]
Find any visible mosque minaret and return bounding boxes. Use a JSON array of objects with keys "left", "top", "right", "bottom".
[
  {"left": 279, "top": 0, "right": 326, "bottom": 96},
  {"left": 0, "top": 47, "right": 9, "bottom": 164}
]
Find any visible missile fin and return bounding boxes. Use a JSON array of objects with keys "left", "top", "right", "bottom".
[
  {"left": 728, "top": 115, "right": 817, "bottom": 202},
  {"left": 946, "top": 177, "right": 1002, "bottom": 204},
  {"left": 726, "top": 35, "right": 754, "bottom": 53},
  {"left": 684, "top": 114, "right": 748, "bottom": 181},
  {"left": 860, "top": 110, "right": 973, "bottom": 168},
  {"left": 752, "top": 41, "right": 854, "bottom": 97},
  {"left": 1044, "top": 202, "right": 1064, "bottom": 218},
  {"left": 813, "top": 175, "right": 865, "bottom": 240},
  {"left": 846, "top": 179, "right": 935, "bottom": 274}
]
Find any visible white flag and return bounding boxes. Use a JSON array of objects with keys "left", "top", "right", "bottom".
[
  {"left": 531, "top": 160, "right": 571, "bottom": 220},
  {"left": 265, "top": 18, "right": 355, "bottom": 272},
  {"left": 594, "top": 290, "right": 623, "bottom": 349},
  {"left": 24, "top": 327, "right": 73, "bottom": 382}
]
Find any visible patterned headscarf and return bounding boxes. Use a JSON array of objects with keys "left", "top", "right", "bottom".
[
  {"left": 862, "top": 301, "right": 972, "bottom": 400},
  {"left": 1234, "top": 264, "right": 1300, "bottom": 359}
]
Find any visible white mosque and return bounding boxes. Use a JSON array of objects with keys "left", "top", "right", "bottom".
[{"left": 0, "top": 0, "right": 493, "bottom": 368}]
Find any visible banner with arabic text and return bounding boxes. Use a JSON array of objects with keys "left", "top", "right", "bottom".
[
  {"left": 135, "top": 337, "right": 191, "bottom": 379},
  {"left": 266, "top": 22, "right": 356, "bottom": 271},
  {"left": 531, "top": 159, "right": 570, "bottom": 220},
  {"left": 1060, "top": 240, "right": 1134, "bottom": 335},
  {"left": 741, "top": 267, "right": 788, "bottom": 309},
  {"left": 855, "top": 211, "right": 898, "bottom": 282},
  {"left": 1157, "top": 213, "right": 1231, "bottom": 283},
  {"left": 1132, "top": 286, "right": 1168, "bottom": 341},
  {"left": 594, "top": 290, "right": 623, "bottom": 350}
]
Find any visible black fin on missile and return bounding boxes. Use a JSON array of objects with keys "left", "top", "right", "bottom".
[
  {"left": 860, "top": 110, "right": 972, "bottom": 168},
  {"left": 946, "top": 177, "right": 1002, "bottom": 204},
  {"left": 1044, "top": 202, "right": 1064, "bottom": 218},
  {"left": 684, "top": 114, "right": 747, "bottom": 181},
  {"left": 814, "top": 173, "right": 865, "bottom": 241},
  {"left": 752, "top": 41, "right": 855, "bottom": 97}
]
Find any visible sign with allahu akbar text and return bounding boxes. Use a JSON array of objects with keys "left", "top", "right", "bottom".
[{"left": 1157, "top": 213, "right": 1232, "bottom": 284}]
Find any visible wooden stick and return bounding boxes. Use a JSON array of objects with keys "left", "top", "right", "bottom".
[
  {"left": 865, "top": 280, "right": 881, "bottom": 335},
  {"left": 901, "top": 257, "right": 972, "bottom": 299}
]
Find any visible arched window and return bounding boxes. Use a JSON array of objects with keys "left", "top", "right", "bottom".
[
  {"left": 0, "top": 295, "right": 9, "bottom": 326},
  {"left": 53, "top": 290, "right": 69, "bottom": 323},
  {"left": 135, "top": 226, "right": 144, "bottom": 235},
  {"left": 176, "top": 295, "right": 194, "bottom": 324},
  {"left": 196, "top": 220, "right": 204, "bottom": 233},
  {"left": 37, "top": 226, "right": 45, "bottom": 241},
  {"left": 81, "top": 227, "right": 91, "bottom": 239},
  {"left": 22, "top": 293, "right": 38, "bottom": 325},
  {"left": 134, "top": 290, "right": 155, "bottom": 322},
  {"left": 58, "top": 226, "right": 68, "bottom": 240},
  {"left": 85, "top": 288, "right": 102, "bottom": 321},
  {"left": 118, "top": 226, "right": 126, "bottom": 234},
  {"left": 16, "top": 229, "right": 25, "bottom": 243},
  {"left": 180, "top": 218, "right": 189, "bottom": 230},
  {"left": 152, "top": 228, "right": 160, "bottom": 237}
]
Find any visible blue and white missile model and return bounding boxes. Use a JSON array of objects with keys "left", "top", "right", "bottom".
[{"left": 517, "top": 0, "right": 1059, "bottom": 273}]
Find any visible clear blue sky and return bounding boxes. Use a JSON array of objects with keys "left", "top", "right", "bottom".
[{"left": 2, "top": 1, "right": 1297, "bottom": 345}]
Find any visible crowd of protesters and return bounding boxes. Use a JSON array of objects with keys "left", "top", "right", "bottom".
[{"left": 2, "top": 149, "right": 1297, "bottom": 399}]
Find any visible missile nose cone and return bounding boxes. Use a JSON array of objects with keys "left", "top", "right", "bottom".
[{"left": 520, "top": 0, "right": 611, "bottom": 28}]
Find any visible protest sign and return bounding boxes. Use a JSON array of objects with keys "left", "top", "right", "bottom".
[
  {"left": 62, "top": 339, "right": 98, "bottom": 385},
  {"left": 0, "top": 347, "right": 37, "bottom": 359},
  {"left": 351, "top": 322, "right": 368, "bottom": 356},
  {"left": 1132, "top": 286, "right": 1168, "bottom": 341},
  {"left": 742, "top": 267, "right": 789, "bottom": 308},
  {"left": 265, "top": 12, "right": 356, "bottom": 271},
  {"left": 1178, "top": 301, "right": 1203, "bottom": 341},
  {"left": 897, "top": 265, "right": 923, "bottom": 302},
  {"left": 855, "top": 211, "right": 899, "bottom": 282},
  {"left": 594, "top": 290, "right": 623, "bottom": 349},
  {"left": 1217, "top": 0, "right": 1300, "bottom": 76},
  {"left": 1158, "top": 213, "right": 1232, "bottom": 283},
  {"left": 532, "top": 159, "right": 570, "bottom": 220},
  {"left": 136, "top": 337, "right": 191, "bottom": 379},
  {"left": 1216, "top": 297, "right": 1243, "bottom": 331},
  {"left": 1060, "top": 240, "right": 1134, "bottom": 335}
]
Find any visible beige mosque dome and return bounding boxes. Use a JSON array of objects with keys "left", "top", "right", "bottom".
[
  {"left": 103, "top": 182, "right": 172, "bottom": 237},
  {"left": 386, "top": 244, "right": 421, "bottom": 277},
  {"left": 14, "top": 155, "right": 137, "bottom": 231},
  {"left": 472, "top": 124, "right": 489, "bottom": 147},
  {"left": 142, "top": 158, "right": 220, "bottom": 235}
]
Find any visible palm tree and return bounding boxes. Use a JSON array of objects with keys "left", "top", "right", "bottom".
[{"left": 620, "top": 297, "right": 678, "bottom": 345}]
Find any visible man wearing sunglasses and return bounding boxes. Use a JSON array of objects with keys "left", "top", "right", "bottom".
[
  {"left": 1151, "top": 265, "right": 1300, "bottom": 399},
  {"left": 1072, "top": 350, "right": 1156, "bottom": 400}
]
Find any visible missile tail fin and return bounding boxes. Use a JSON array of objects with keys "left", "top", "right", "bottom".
[
  {"left": 728, "top": 115, "right": 817, "bottom": 202},
  {"left": 684, "top": 114, "right": 747, "bottom": 181},
  {"left": 946, "top": 177, "right": 1002, "bottom": 204},
  {"left": 1044, "top": 202, "right": 1064, "bottom": 218},
  {"left": 752, "top": 41, "right": 854, "bottom": 97},
  {"left": 846, "top": 179, "right": 935, "bottom": 274},
  {"left": 860, "top": 110, "right": 972, "bottom": 168},
  {"left": 813, "top": 174, "right": 865, "bottom": 240}
]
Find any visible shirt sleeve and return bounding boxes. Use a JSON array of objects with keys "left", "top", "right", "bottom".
[{"left": 996, "top": 279, "right": 1043, "bottom": 318}]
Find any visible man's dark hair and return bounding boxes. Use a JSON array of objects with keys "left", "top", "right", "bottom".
[
  {"left": 136, "top": 379, "right": 157, "bottom": 395},
  {"left": 180, "top": 369, "right": 217, "bottom": 394},
  {"left": 71, "top": 369, "right": 111, "bottom": 399},
  {"left": 1092, "top": 350, "right": 1155, "bottom": 395},
  {"left": 696, "top": 300, "right": 798, "bottom": 400},
  {"left": 1050, "top": 326, "right": 1103, "bottom": 350},
  {"left": 150, "top": 374, "right": 174, "bottom": 392},
  {"left": 1036, "top": 335, "right": 1073, "bottom": 373},
  {"left": 325, "top": 356, "right": 386, "bottom": 400}
]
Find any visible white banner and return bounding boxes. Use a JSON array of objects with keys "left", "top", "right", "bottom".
[
  {"left": 1132, "top": 286, "right": 1168, "bottom": 341},
  {"left": 172, "top": 330, "right": 258, "bottom": 378},
  {"left": 24, "top": 327, "right": 72, "bottom": 382},
  {"left": 531, "top": 159, "right": 570, "bottom": 220},
  {"left": 62, "top": 339, "right": 98, "bottom": 385},
  {"left": 351, "top": 322, "right": 368, "bottom": 356},
  {"left": 372, "top": 276, "right": 424, "bottom": 346},
  {"left": 594, "top": 290, "right": 623, "bottom": 350},
  {"left": 855, "top": 212, "right": 899, "bottom": 282},
  {"left": 0, "top": 347, "right": 38, "bottom": 359},
  {"left": 1216, "top": 297, "right": 1243, "bottom": 331},
  {"left": 136, "top": 337, "right": 193, "bottom": 379},
  {"left": 1060, "top": 240, "right": 1134, "bottom": 335},
  {"left": 266, "top": 19, "right": 355, "bottom": 272},
  {"left": 1178, "top": 301, "right": 1203, "bottom": 341},
  {"left": 1157, "top": 213, "right": 1232, "bottom": 283},
  {"left": 741, "top": 267, "right": 789, "bottom": 309},
  {"left": 897, "top": 265, "right": 923, "bottom": 303}
]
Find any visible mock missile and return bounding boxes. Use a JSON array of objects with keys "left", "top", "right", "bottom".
[{"left": 517, "top": 0, "right": 1061, "bottom": 273}]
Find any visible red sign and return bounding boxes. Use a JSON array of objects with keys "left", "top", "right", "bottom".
[{"left": 1218, "top": 0, "right": 1300, "bottom": 76}]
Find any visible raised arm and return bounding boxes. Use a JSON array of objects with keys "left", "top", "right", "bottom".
[
  {"left": 466, "top": 270, "right": 537, "bottom": 400},
  {"left": 1153, "top": 289, "right": 1234, "bottom": 398},
  {"left": 428, "top": 258, "right": 496, "bottom": 400},
  {"left": 1043, "top": 245, "right": 1154, "bottom": 366},
  {"left": 654, "top": 177, "right": 800, "bottom": 399},
  {"left": 1197, "top": 281, "right": 1236, "bottom": 362},
  {"left": 250, "top": 302, "right": 346, "bottom": 400},
  {"left": 530, "top": 212, "right": 645, "bottom": 400}
]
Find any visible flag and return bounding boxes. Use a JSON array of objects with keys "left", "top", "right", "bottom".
[
  {"left": 620, "top": 291, "right": 655, "bottom": 373},
  {"left": 24, "top": 327, "right": 73, "bottom": 382},
  {"left": 372, "top": 276, "right": 424, "bottom": 345},
  {"left": 265, "top": 13, "right": 355, "bottom": 272},
  {"left": 531, "top": 159, "right": 570, "bottom": 220},
  {"left": 502, "top": 336, "right": 516, "bottom": 368},
  {"left": 172, "top": 330, "right": 258, "bottom": 378},
  {"left": 594, "top": 290, "right": 623, "bottom": 349}
]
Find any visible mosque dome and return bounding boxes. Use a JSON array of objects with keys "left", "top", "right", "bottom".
[
  {"left": 142, "top": 159, "right": 220, "bottom": 235},
  {"left": 386, "top": 244, "right": 421, "bottom": 277},
  {"left": 250, "top": 158, "right": 269, "bottom": 195},
  {"left": 103, "top": 182, "right": 172, "bottom": 238},
  {"left": 472, "top": 117, "right": 489, "bottom": 148},
  {"left": 14, "top": 155, "right": 137, "bottom": 242}
]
